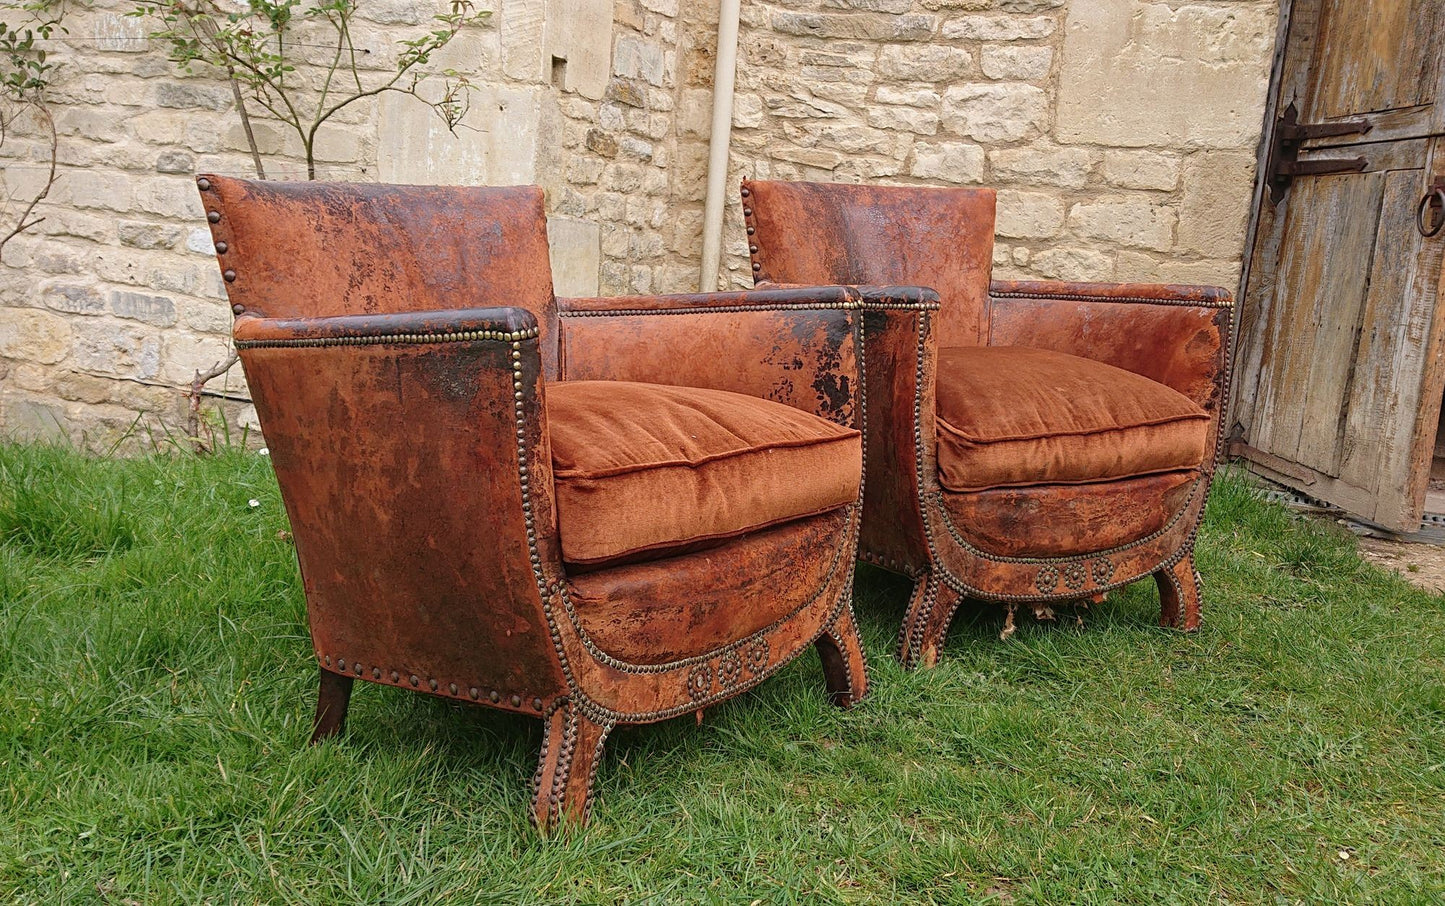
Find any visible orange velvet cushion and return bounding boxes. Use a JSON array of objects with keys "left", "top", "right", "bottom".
[
  {"left": 935, "top": 346, "right": 1208, "bottom": 492},
  {"left": 547, "top": 381, "right": 862, "bottom": 567}
]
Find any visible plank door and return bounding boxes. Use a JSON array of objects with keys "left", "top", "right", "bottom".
[{"left": 1233, "top": 0, "right": 1445, "bottom": 531}]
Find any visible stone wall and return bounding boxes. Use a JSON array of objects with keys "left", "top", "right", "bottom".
[
  {"left": 719, "top": 0, "right": 1279, "bottom": 289},
  {"left": 0, "top": 0, "right": 1279, "bottom": 446}
]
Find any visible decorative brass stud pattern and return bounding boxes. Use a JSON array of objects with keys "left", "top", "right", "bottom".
[
  {"left": 717, "top": 650, "right": 743, "bottom": 690},
  {"left": 687, "top": 664, "right": 713, "bottom": 700},
  {"left": 1091, "top": 557, "right": 1114, "bottom": 586},
  {"left": 744, "top": 638, "right": 769, "bottom": 674},
  {"left": 1035, "top": 565, "right": 1060, "bottom": 594},
  {"left": 1062, "top": 562, "right": 1087, "bottom": 591}
]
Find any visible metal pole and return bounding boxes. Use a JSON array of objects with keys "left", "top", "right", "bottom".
[{"left": 698, "top": 0, "right": 742, "bottom": 291}]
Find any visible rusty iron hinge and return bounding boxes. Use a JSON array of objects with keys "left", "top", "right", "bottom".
[{"left": 1267, "top": 101, "right": 1373, "bottom": 204}]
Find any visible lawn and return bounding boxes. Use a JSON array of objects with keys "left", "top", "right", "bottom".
[{"left": 1, "top": 443, "right": 1443, "bottom": 904}]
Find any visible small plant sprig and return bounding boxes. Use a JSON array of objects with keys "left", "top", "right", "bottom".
[
  {"left": 0, "top": 4, "right": 62, "bottom": 263},
  {"left": 132, "top": 0, "right": 489, "bottom": 180}
]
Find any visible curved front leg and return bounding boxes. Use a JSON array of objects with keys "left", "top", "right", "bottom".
[
  {"left": 1155, "top": 550, "right": 1203, "bottom": 631},
  {"left": 897, "top": 571, "right": 964, "bottom": 670},
  {"left": 532, "top": 701, "right": 612, "bottom": 833},
  {"left": 815, "top": 602, "right": 869, "bottom": 708}
]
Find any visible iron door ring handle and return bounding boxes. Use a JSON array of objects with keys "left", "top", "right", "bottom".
[{"left": 1417, "top": 187, "right": 1445, "bottom": 237}]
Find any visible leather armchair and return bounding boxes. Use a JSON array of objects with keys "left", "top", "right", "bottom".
[
  {"left": 740, "top": 180, "right": 1233, "bottom": 667},
  {"left": 198, "top": 175, "right": 939, "bottom": 829}
]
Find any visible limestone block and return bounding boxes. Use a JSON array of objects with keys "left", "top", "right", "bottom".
[
  {"left": 989, "top": 145, "right": 1093, "bottom": 188},
  {"left": 773, "top": 147, "right": 845, "bottom": 171},
  {"left": 155, "top": 82, "right": 233, "bottom": 112},
  {"left": 41, "top": 281, "right": 106, "bottom": 316},
  {"left": 996, "top": 189, "right": 1065, "bottom": 239},
  {"left": 89, "top": 12, "right": 151, "bottom": 53},
  {"left": 1056, "top": 0, "right": 1276, "bottom": 149},
  {"left": 921, "top": 0, "right": 993, "bottom": 9},
  {"left": 160, "top": 332, "right": 235, "bottom": 386},
  {"left": 866, "top": 105, "right": 939, "bottom": 135},
  {"left": 118, "top": 221, "right": 185, "bottom": 250},
  {"left": 826, "top": 0, "right": 913, "bottom": 13},
  {"left": 1101, "top": 150, "right": 1181, "bottom": 191},
  {"left": 52, "top": 371, "right": 114, "bottom": 405},
  {"left": 110, "top": 290, "right": 178, "bottom": 327},
  {"left": 1029, "top": 246, "right": 1115, "bottom": 281},
  {"left": 999, "top": 0, "right": 1065, "bottom": 10},
  {"left": 772, "top": 12, "right": 934, "bottom": 41},
  {"left": 1177, "top": 151, "right": 1256, "bottom": 259},
  {"left": 910, "top": 142, "right": 986, "bottom": 184},
  {"left": 614, "top": 34, "right": 667, "bottom": 87},
  {"left": 733, "top": 93, "right": 765, "bottom": 128},
  {"left": 876, "top": 87, "right": 942, "bottom": 108},
  {"left": 155, "top": 151, "right": 194, "bottom": 174},
  {"left": 132, "top": 177, "right": 202, "bottom": 220},
  {"left": 1115, "top": 250, "right": 1239, "bottom": 288},
  {"left": 0, "top": 395, "right": 68, "bottom": 442},
  {"left": 877, "top": 45, "right": 972, "bottom": 82},
  {"left": 504, "top": 0, "right": 547, "bottom": 83},
  {"left": 941, "top": 16, "right": 1055, "bottom": 40},
  {"left": 0, "top": 308, "right": 73, "bottom": 364},
  {"left": 1068, "top": 196, "right": 1177, "bottom": 251},
  {"left": 377, "top": 83, "right": 543, "bottom": 185},
  {"left": 543, "top": 0, "right": 615, "bottom": 97},
  {"left": 941, "top": 83, "right": 1047, "bottom": 143},
  {"left": 70, "top": 320, "right": 162, "bottom": 380},
  {"left": 178, "top": 298, "right": 234, "bottom": 334},
  {"left": 980, "top": 45, "right": 1053, "bottom": 80},
  {"left": 360, "top": 0, "right": 427, "bottom": 25},
  {"left": 186, "top": 228, "right": 216, "bottom": 255}
]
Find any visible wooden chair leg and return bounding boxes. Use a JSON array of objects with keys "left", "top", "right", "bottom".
[
  {"left": 897, "top": 571, "right": 963, "bottom": 670},
  {"left": 532, "top": 701, "right": 611, "bottom": 833},
  {"left": 1155, "top": 550, "right": 1203, "bottom": 631},
  {"left": 309, "top": 667, "right": 354, "bottom": 745},
  {"left": 816, "top": 603, "right": 869, "bottom": 708}
]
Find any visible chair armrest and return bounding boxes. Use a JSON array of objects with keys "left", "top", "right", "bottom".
[
  {"left": 234, "top": 306, "right": 571, "bottom": 704},
  {"left": 987, "top": 280, "right": 1234, "bottom": 469},
  {"left": 988, "top": 280, "right": 1233, "bottom": 413},
  {"left": 557, "top": 286, "right": 938, "bottom": 429},
  {"left": 990, "top": 279, "right": 1232, "bottom": 308}
]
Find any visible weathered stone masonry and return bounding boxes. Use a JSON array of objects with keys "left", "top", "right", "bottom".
[{"left": 0, "top": 0, "right": 1278, "bottom": 445}]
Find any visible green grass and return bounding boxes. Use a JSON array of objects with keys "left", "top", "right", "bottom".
[{"left": 1, "top": 443, "right": 1443, "bottom": 904}]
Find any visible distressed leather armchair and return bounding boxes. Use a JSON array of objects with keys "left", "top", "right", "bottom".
[
  {"left": 198, "top": 175, "right": 938, "bottom": 829},
  {"left": 741, "top": 180, "right": 1233, "bottom": 667}
]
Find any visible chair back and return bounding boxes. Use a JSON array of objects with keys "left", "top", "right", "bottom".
[
  {"left": 200, "top": 177, "right": 560, "bottom": 375},
  {"left": 743, "top": 180, "right": 996, "bottom": 348}
]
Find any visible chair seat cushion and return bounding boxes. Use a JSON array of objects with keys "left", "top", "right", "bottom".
[
  {"left": 548, "top": 381, "right": 862, "bottom": 567},
  {"left": 935, "top": 346, "right": 1209, "bottom": 492}
]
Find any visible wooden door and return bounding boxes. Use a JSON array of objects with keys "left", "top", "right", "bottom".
[{"left": 1233, "top": 0, "right": 1445, "bottom": 531}]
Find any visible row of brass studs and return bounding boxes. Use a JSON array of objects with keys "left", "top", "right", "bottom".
[
  {"left": 235, "top": 327, "right": 539, "bottom": 349},
  {"left": 557, "top": 300, "right": 938, "bottom": 319},
  {"left": 321, "top": 654, "right": 543, "bottom": 710},
  {"left": 990, "top": 290, "right": 1235, "bottom": 310},
  {"left": 195, "top": 177, "right": 244, "bottom": 313}
]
